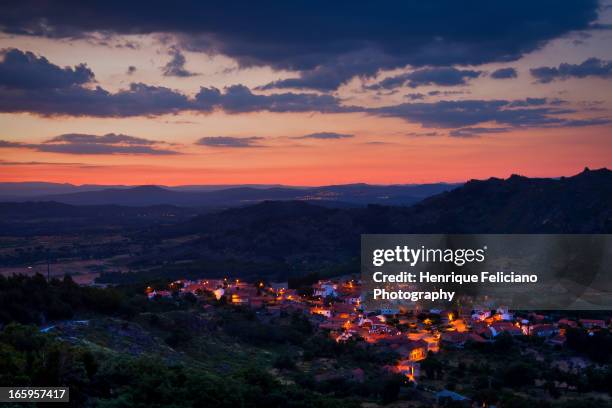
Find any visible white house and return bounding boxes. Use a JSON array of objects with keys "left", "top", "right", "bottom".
[{"left": 314, "top": 281, "right": 337, "bottom": 297}]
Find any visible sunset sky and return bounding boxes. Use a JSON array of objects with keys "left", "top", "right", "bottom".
[{"left": 0, "top": 1, "right": 611, "bottom": 185}]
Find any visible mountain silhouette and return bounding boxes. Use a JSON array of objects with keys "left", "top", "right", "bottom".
[{"left": 0, "top": 183, "right": 458, "bottom": 207}]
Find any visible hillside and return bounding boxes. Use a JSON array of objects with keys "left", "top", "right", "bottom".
[
  {"left": 99, "top": 168, "right": 611, "bottom": 283},
  {"left": 2, "top": 168, "right": 609, "bottom": 283},
  {"left": 0, "top": 201, "right": 199, "bottom": 236},
  {"left": 407, "top": 167, "right": 612, "bottom": 233}
]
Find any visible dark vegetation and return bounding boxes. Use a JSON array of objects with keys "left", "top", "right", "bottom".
[
  {"left": 422, "top": 332, "right": 612, "bottom": 407},
  {"left": 0, "top": 323, "right": 361, "bottom": 408},
  {"left": 0, "top": 275, "right": 403, "bottom": 407},
  {"left": 0, "top": 201, "right": 198, "bottom": 236},
  {"left": 0, "top": 274, "right": 175, "bottom": 326}
]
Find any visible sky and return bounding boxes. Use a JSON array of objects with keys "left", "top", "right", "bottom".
[{"left": 0, "top": 0, "right": 611, "bottom": 186}]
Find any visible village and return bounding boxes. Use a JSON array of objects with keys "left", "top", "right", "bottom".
[{"left": 145, "top": 276, "right": 611, "bottom": 402}]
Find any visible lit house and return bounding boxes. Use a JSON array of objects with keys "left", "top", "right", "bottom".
[
  {"left": 395, "top": 360, "right": 420, "bottom": 382},
  {"left": 471, "top": 309, "right": 491, "bottom": 321},
  {"left": 147, "top": 290, "right": 172, "bottom": 299},
  {"left": 397, "top": 340, "right": 428, "bottom": 362},
  {"left": 527, "top": 324, "right": 558, "bottom": 337},
  {"left": 230, "top": 293, "right": 249, "bottom": 305},
  {"left": 311, "top": 306, "right": 332, "bottom": 318},
  {"left": 313, "top": 281, "right": 337, "bottom": 297},
  {"left": 490, "top": 321, "right": 522, "bottom": 337}
]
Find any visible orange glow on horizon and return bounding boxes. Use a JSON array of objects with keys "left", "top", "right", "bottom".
[{"left": 0, "top": 120, "right": 610, "bottom": 185}]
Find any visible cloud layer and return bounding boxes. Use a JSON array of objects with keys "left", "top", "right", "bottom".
[
  {"left": 372, "top": 98, "right": 609, "bottom": 129},
  {"left": 491, "top": 67, "right": 518, "bottom": 79},
  {"left": 0, "top": 48, "right": 94, "bottom": 89},
  {"left": 196, "top": 136, "right": 264, "bottom": 148},
  {"left": 162, "top": 47, "right": 199, "bottom": 77},
  {"left": 0, "top": 51, "right": 352, "bottom": 117},
  {"left": 0, "top": 133, "right": 179, "bottom": 155},
  {"left": 0, "top": 1, "right": 600, "bottom": 90},
  {"left": 0, "top": 48, "right": 609, "bottom": 137},
  {"left": 368, "top": 67, "right": 482, "bottom": 90},
  {"left": 291, "top": 132, "right": 354, "bottom": 140},
  {"left": 531, "top": 58, "right": 612, "bottom": 83}
]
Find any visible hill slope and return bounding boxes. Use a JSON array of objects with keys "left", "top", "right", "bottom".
[{"left": 110, "top": 168, "right": 611, "bottom": 281}]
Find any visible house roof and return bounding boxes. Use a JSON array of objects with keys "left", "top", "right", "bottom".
[
  {"left": 531, "top": 323, "right": 555, "bottom": 333},
  {"left": 395, "top": 340, "right": 428, "bottom": 357},
  {"left": 579, "top": 319, "right": 606, "bottom": 326},
  {"left": 441, "top": 331, "right": 467, "bottom": 343},
  {"left": 378, "top": 334, "right": 411, "bottom": 345},
  {"left": 558, "top": 318, "right": 577, "bottom": 327}
]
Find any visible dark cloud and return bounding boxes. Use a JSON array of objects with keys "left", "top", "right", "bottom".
[
  {"left": 0, "top": 55, "right": 354, "bottom": 116},
  {"left": 196, "top": 136, "right": 264, "bottom": 148},
  {"left": 490, "top": 67, "right": 518, "bottom": 79},
  {"left": 0, "top": 1, "right": 600, "bottom": 90},
  {"left": 448, "top": 118, "right": 610, "bottom": 137},
  {"left": 291, "top": 132, "right": 354, "bottom": 140},
  {"left": 427, "top": 90, "right": 469, "bottom": 97},
  {"left": 0, "top": 49, "right": 194, "bottom": 116},
  {"left": 588, "top": 22, "right": 612, "bottom": 30},
  {"left": 0, "top": 140, "right": 22, "bottom": 148},
  {"left": 363, "top": 141, "right": 390, "bottom": 145},
  {"left": 0, "top": 81, "right": 194, "bottom": 117},
  {"left": 405, "top": 93, "right": 426, "bottom": 100},
  {"left": 0, "top": 160, "right": 87, "bottom": 166},
  {"left": 507, "top": 97, "right": 547, "bottom": 107},
  {"left": 406, "top": 131, "right": 440, "bottom": 137},
  {"left": 45, "top": 133, "right": 156, "bottom": 145},
  {"left": 368, "top": 67, "right": 482, "bottom": 90},
  {"left": 1, "top": 49, "right": 607, "bottom": 133},
  {"left": 162, "top": 46, "right": 198, "bottom": 77},
  {"left": 530, "top": 58, "right": 612, "bottom": 83},
  {"left": 0, "top": 48, "right": 94, "bottom": 89},
  {"left": 257, "top": 49, "right": 392, "bottom": 91},
  {"left": 372, "top": 98, "right": 580, "bottom": 128},
  {"left": 32, "top": 143, "right": 178, "bottom": 155},
  {"left": 449, "top": 127, "right": 511, "bottom": 137},
  {"left": 0, "top": 133, "right": 179, "bottom": 155},
  {"left": 193, "top": 84, "right": 354, "bottom": 114},
  {"left": 561, "top": 117, "right": 611, "bottom": 126}
]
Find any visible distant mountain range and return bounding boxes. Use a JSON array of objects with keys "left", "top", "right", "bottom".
[
  {"left": 0, "top": 182, "right": 460, "bottom": 207},
  {"left": 115, "top": 167, "right": 611, "bottom": 281},
  {"left": 0, "top": 182, "right": 295, "bottom": 197},
  {"left": 162, "top": 167, "right": 611, "bottom": 235},
  {"left": 2, "top": 168, "right": 609, "bottom": 282}
]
